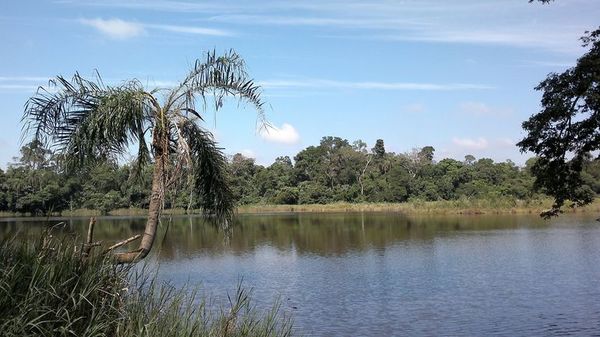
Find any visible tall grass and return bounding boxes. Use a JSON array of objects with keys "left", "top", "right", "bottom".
[
  {"left": 237, "top": 198, "right": 600, "bottom": 215},
  {"left": 0, "top": 233, "right": 294, "bottom": 337}
]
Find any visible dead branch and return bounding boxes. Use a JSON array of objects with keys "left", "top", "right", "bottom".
[
  {"left": 81, "top": 217, "right": 96, "bottom": 257},
  {"left": 104, "top": 234, "right": 142, "bottom": 253}
]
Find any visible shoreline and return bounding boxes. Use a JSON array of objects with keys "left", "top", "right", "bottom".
[
  {"left": 3, "top": 199, "right": 600, "bottom": 218},
  {"left": 236, "top": 199, "right": 600, "bottom": 215}
]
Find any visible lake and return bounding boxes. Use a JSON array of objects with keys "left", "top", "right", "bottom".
[{"left": 1, "top": 212, "right": 600, "bottom": 336}]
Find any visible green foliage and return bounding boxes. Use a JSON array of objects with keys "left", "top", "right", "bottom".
[
  {"left": 0, "top": 235, "right": 294, "bottom": 337},
  {"left": 22, "top": 50, "right": 266, "bottom": 231},
  {"left": 5, "top": 136, "right": 600, "bottom": 214},
  {"left": 272, "top": 187, "right": 299, "bottom": 205},
  {"left": 0, "top": 235, "right": 126, "bottom": 336},
  {"left": 372, "top": 139, "right": 386, "bottom": 158},
  {"left": 518, "top": 28, "right": 600, "bottom": 216}
]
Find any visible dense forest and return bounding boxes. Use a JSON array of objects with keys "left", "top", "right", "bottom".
[{"left": 2, "top": 137, "right": 600, "bottom": 215}]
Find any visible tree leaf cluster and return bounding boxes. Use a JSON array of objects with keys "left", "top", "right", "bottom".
[{"left": 6, "top": 137, "right": 600, "bottom": 214}]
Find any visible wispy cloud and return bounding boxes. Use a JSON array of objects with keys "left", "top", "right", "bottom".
[
  {"left": 441, "top": 135, "right": 526, "bottom": 163},
  {"left": 61, "top": 0, "right": 598, "bottom": 53},
  {"left": 239, "top": 149, "right": 256, "bottom": 158},
  {"left": 0, "top": 76, "right": 48, "bottom": 92},
  {"left": 145, "top": 24, "right": 232, "bottom": 36},
  {"left": 58, "top": 0, "right": 239, "bottom": 13},
  {"left": 0, "top": 76, "right": 49, "bottom": 82},
  {"left": 79, "top": 18, "right": 231, "bottom": 39},
  {"left": 259, "top": 123, "right": 300, "bottom": 145},
  {"left": 403, "top": 103, "right": 426, "bottom": 113},
  {"left": 206, "top": 1, "right": 593, "bottom": 54},
  {"left": 208, "top": 14, "right": 429, "bottom": 30},
  {"left": 380, "top": 28, "right": 583, "bottom": 54},
  {"left": 80, "top": 18, "right": 144, "bottom": 39},
  {"left": 459, "top": 102, "right": 513, "bottom": 117},
  {"left": 259, "top": 79, "right": 491, "bottom": 91},
  {"left": 522, "top": 60, "right": 575, "bottom": 68},
  {"left": 450, "top": 136, "right": 517, "bottom": 159},
  {"left": 497, "top": 138, "right": 515, "bottom": 147},
  {"left": 0, "top": 84, "right": 39, "bottom": 91},
  {"left": 452, "top": 137, "right": 489, "bottom": 151}
]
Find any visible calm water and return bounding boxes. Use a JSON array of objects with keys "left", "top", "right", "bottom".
[{"left": 2, "top": 212, "right": 600, "bottom": 336}]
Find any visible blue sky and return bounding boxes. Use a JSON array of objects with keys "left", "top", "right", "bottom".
[{"left": 1, "top": 0, "right": 598, "bottom": 167}]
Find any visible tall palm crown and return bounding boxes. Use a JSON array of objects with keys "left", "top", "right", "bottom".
[{"left": 23, "top": 50, "right": 265, "bottom": 263}]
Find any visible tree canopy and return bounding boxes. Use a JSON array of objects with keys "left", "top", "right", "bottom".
[
  {"left": 518, "top": 23, "right": 600, "bottom": 217},
  {"left": 9, "top": 137, "right": 600, "bottom": 215}
]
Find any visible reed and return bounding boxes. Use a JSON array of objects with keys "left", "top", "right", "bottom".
[{"left": 0, "top": 233, "right": 294, "bottom": 337}]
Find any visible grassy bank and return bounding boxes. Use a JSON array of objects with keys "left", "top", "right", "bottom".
[
  {"left": 0, "top": 235, "right": 293, "bottom": 337},
  {"left": 237, "top": 198, "right": 600, "bottom": 215},
  {"left": 4, "top": 198, "right": 600, "bottom": 218}
]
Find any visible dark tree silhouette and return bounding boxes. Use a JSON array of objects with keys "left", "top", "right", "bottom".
[{"left": 518, "top": 29, "right": 600, "bottom": 217}]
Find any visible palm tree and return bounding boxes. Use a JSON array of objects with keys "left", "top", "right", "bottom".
[{"left": 23, "top": 50, "right": 265, "bottom": 263}]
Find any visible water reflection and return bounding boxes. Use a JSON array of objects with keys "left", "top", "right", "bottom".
[
  {"left": 2, "top": 213, "right": 600, "bottom": 336},
  {"left": 0, "top": 213, "right": 553, "bottom": 259}
]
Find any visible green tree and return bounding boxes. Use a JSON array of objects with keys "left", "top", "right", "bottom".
[
  {"left": 293, "top": 145, "right": 325, "bottom": 185},
  {"left": 229, "top": 153, "right": 259, "bottom": 204},
  {"left": 372, "top": 139, "right": 386, "bottom": 159},
  {"left": 0, "top": 169, "right": 6, "bottom": 211},
  {"left": 464, "top": 154, "right": 476, "bottom": 165},
  {"left": 517, "top": 29, "right": 600, "bottom": 216},
  {"left": 384, "top": 164, "right": 411, "bottom": 202},
  {"left": 17, "top": 139, "right": 52, "bottom": 170},
  {"left": 23, "top": 50, "right": 264, "bottom": 263},
  {"left": 419, "top": 146, "right": 435, "bottom": 163}
]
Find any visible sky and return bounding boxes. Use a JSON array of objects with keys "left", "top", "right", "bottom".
[{"left": 0, "top": 0, "right": 598, "bottom": 168}]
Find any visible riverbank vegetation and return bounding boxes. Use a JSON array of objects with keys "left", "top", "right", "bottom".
[
  {"left": 2, "top": 137, "right": 600, "bottom": 216},
  {"left": 0, "top": 139, "right": 598, "bottom": 216},
  {"left": 0, "top": 234, "right": 293, "bottom": 336}
]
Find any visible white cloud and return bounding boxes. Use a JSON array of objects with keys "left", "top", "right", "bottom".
[
  {"left": 459, "top": 102, "right": 512, "bottom": 117},
  {"left": 497, "top": 138, "right": 514, "bottom": 147},
  {"left": 64, "top": 1, "right": 599, "bottom": 53},
  {"left": 209, "top": 14, "right": 428, "bottom": 30},
  {"left": 146, "top": 24, "right": 232, "bottom": 36},
  {"left": 0, "top": 84, "right": 39, "bottom": 91},
  {"left": 0, "top": 76, "right": 48, "bottom": 82},
  {"left": 80, "top": 18, "right": 145, "bottom": 39},
  {"left": 0, "top": 76, "right": 49, "bottom": 92},
  {"left": 206, "top": 1, "right": 593, "bottom": 54},
  {"left": 259, "top": 123, "right": 300, "bottom": 145},
  {"left": 61, "top": 1, "right": 234, "bottom": 13},
  {"left": 523, "top": 60, "right": 574, "bottom": 68},
  {"left": 444, "top": 136, "right": 523, "bottom": 163},
  {"left": 386, "top": 28, "right": 580, "bottom": 54},
  {"left": 452, "top": 137, "right": 489, "bottom": 150},
  {"left": 460, "top": 102, "right": 492, "bottom": 116},
  {"left": 240, "top": 149, "right": 256, "bottom": 158},
  {"left": 79, "top": 18, "right": 231, "bottom": 39},
  {"left": 259, "top": 79, "right": 491, "bottom": 91},
  {"left": 404, "top": 103, "right": 425, "bottom": 113}
]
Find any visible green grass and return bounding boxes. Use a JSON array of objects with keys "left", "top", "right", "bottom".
[
  {"left": 0, "top": 232, "right": 294, "bottom": 337},
  {"left": 236, "top": 198, "right": 600, "bottom": 215},
  {"left": 5, "top": 197, "right": 600, "bottom": 218}
]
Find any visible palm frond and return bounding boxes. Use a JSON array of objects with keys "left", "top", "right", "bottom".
[
  {"left": 172, "top": 49, "right": 268, "bottom": 131},
  {"left": 180, "top": 119, "right": 235, "bottom": 225},
  {"left": 23, "top": 73, "right": 152, "bottom": 170}
]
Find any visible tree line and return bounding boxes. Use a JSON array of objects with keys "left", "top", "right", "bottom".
[{"left": 2, "top": 137, "right": 600, "bottom": 215}]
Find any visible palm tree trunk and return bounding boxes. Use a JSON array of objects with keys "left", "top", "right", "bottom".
[{"left": 115, "top": 131, "right": 166, "bottom": 263}]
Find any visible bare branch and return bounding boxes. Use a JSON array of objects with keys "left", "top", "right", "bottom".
[
  {"left": 81, "top": 217, "right": 96, "bottom": 258},
  {"left": 104, "top": 234, "right": 142, "bottom": 253}
]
